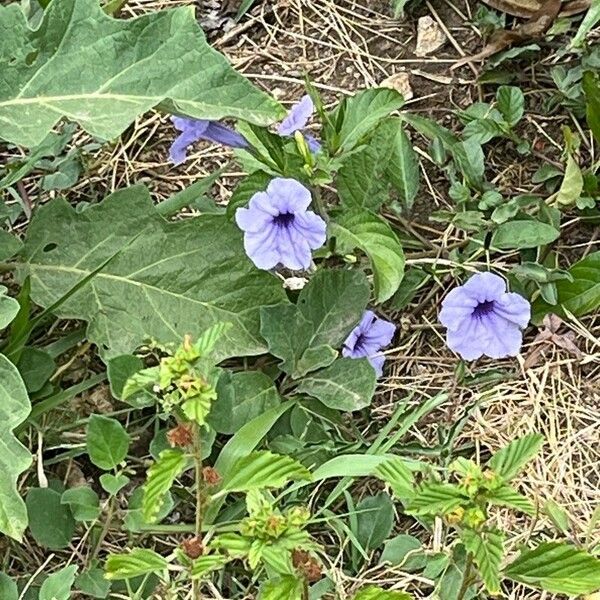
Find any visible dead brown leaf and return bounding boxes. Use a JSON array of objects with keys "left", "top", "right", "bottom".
[{"left": 524, "top": 314, "right": 583, "bottom": 369}]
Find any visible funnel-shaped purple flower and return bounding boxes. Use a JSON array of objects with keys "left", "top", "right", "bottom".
[
  {"left": 277, "top": 95, "right": 321, "bottom": 153},
  {"left": 169, "top": 117, "right": 249, "bottom": 164},
  {"left": 342, "top": 311, "right": 396, "bottom": 377},
  {"left": 439, "top": 272, "right": 531, "bottom": 360},
  {"left": 235, "top": 178, "right": 326, "bottom": 270}
]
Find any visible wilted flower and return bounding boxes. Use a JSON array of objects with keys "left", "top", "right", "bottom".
[
  {"left": 169, "top": 116, "right": 249, "bottom": 164},
  {"left": 438, "top": 272, "right": 530, "bottom": 361},
  {"left": 342, "top": 311, "right": 396, "bottom": 377},
  {"left": 277, "top": 95, "right": 321, "bottom": 153},
  {"left": 235, "top": 178, "right": 326, "bottom": 270}
]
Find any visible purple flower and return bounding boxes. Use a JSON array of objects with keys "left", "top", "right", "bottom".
[
  {"left": 277, "top": 95, "right": 321, "bottom": 153},
  {"left": 342, "top": 311, "right": 396, "bottom": 377},
  {"left": 439, "top": 272, "right": 531, "bottom": 361},
  {"left": 235, "top": 178, "right": 326, "bottom": 270},
  {"left": 169, "top": 117, "right": 249, "bottom": 165}
]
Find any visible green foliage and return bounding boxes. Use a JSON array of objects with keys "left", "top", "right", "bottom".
[
  {"left": 75, "top": 566, "right": 111, "bottom": 598},
  {"left": 0, "top": 0, "right": 281, "bottom": 147},
  {"left": 61, "top": 486, "right": 101, "bottom": 521},
  {"left": 259, "top": 575, "right": 304, "bottom": 599},
  {"left": 0, "top": 573, "right": 18, "bottom": 600},
  {"left": 406, "top": 483, "right": 469, "bottom": 516},
  {"left": 353, "top": 586, "right": 413, "bottom": 599},
  {"left": 26, "top": 487, "right": 76, "bottom": 549},
  {"left": 356, "top": 493, "right": 395, "bottom": 552},
  {"left": 488, "top": 434, "right": 544, "bottom": 481},
  {"left": 86, "top": 415, "right": 130, "bottom": 470},
  {"left": 143, "top": 449, "right": 189, "bottom": 524},
  {"left": 39, "top": 566, "right": 78, "bottom": 600},
  {"left": 17, "top": 346, "right": 55, "bottom": 393},
  {"left": 583, "top": 70, "right": 600, "bottom": 144},
  {"left": 105, "top": 549, "right": 169, "bottom": 580},
  {"left": 504, "top": 542, "right": 600, "bottom": 595},
  {"left": 0, "top": 355, "right": 32, "bottom": 541},
  {"left": 330, "top": 209, "right": 405, "bottom": 302},
  {"left": 21, "top": 186, "right": 286, "bottom": 361},
  {"left": 460, "top": 528, "right": 504, "bottom": 594},
  {"left": 0, "top": 286, "right": 19, "bottom": 329},
  {"left": 491, "top": 220, "right": 560, "bottom": 250},
  {"left": 374, "top": 456, "right": 415, "bottom": 500}
]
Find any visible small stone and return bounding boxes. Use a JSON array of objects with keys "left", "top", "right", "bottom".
[
  {"left": 415, "top": 16, "right": 447, "bottom": 57},
  {"left": 380, "top": 72, "right": 414, "bottom": 100}
]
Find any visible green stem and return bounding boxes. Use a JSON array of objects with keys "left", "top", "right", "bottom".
[
  {"left": 456, "top": 552, "right": 474, "bottom": 600},
  {"left": 192, "top": 423, "right": 204, "bottom": 600}
]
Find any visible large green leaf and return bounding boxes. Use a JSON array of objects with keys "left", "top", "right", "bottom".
[
  {"left": 534, "top": 251, "right": 600, "bottom": 319},
  {"left": 0, "top": 0, "right": 282, "bottom": 147},
  {"left": 461, "top": 528, "right": 504, "bottom": 595},
  {"left": 105, "top": 549, "right": 169, "bottom": 581},
  {"left": 26, "top": 487, "right": 76, "bottom": 549},
  {"left": 22, "top": 185, "right": 287, "bottom": 361},
  {"left": 488, "top": 434, "right": 544, "bottom": 481},
  {"left": 0, "top": 286, "right": 19, "bottom": 330},
  {"left": 504, "top": 542, "right": 600, "bottom": 595},
  {"left": 259, "top": 576, "right": 304, "bottom": 600},
  {"left": 491, "top": 221, "right": 560, "bottom": 250},
  {"left": 0, "top": 354, "right": 32, "bottom": 541},
  {"left": 330, "top": 210, "right": 405, "bottom": 303},
  {"left": 39, "top": 565, "right": 78, "bottom": 600},
  {"left": 86, "top": 415, "right": 130, "bottom": 470},
  {"left": 260, "top": 270, "right": 370, "bottom": 378},
  {"left": 405, "top": 483, "right": 468, "bottom": 516},
  {"left": 356, "top": 493, "right": 395, "bottom": 552},
  {"left": 295, "top": 357, "right": 377, "bottom": 412}
]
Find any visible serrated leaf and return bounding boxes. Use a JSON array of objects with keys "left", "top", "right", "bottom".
[
  {"left": 22, "top": 185, "right": 287, "bottom": 361},
  {"left": 405, "top": 483, "right": 469, "bottom": 516},
  {"left": 496, "top": 86, "right": 524, "bottom": 127},
  {"left": 491, "top": 220, "right": 560, "bottom": 250},
  {"left": 210, "top": 371, "right": 281, "bottom": 434},
  {"left": 0, "top": 286, "right": 19, "bottom": 329},
  {"left": 220, "top": 450, "right": 311, "bottom": 493},
  {"left": 121, "top": 367, "right": 160, "bottom": 403},
  {"left": 488, "top": 434, "right": 544, "bottom": 481},
  {"left": 105, "top": 549, "right": 169, "bottom": 580},
  {"left": 486, "top": 484, "right": 535, "bottom": 516},
  {"left": 39, "top": 565, "right": 78, "bottom": 600},
  {"left": 333, "top": 88, "right": 405, "bottom": 152},
  {"left": 86, "top": 415, "right": 130, "bottom": 470},
  {"left": 259, "top": 576, "right": 304, "bottom": 600},
  {"left": 374, "top": 456, "right": 415, "bottom": 500},
  {"left": 0, "top": 354, "right": 32, "bottom": 541},
  {"left": 330, "top": 210, "right": 405, "bottom": 302},
  {"left": 143, "top": 449, "right": 188, "bottom": 523},
  {"left": 61, "top": 487, "right": 101, "bottom": 521},
  {"left": 504, "top": 542, "right": 600, "bottom": 595},
  {"left": 461, "top": 528, "right": 504, "bottom": 595},
  {"left": 195, "top": 322, "right": 231, "bottom": 356},
  {"left": 296, "top": 357, "right": 377, "bottom": 412},
  {"left": 353, "top": 586, "right": 413, "bottom": 600},
  {"left": 190, "top": 555, "right": 228, "bottom": 579},
  {"left": 0, "top": 0, "right": 281, "bottom": 147}
]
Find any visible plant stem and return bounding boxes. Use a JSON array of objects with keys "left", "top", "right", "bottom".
[
  {"left": 192, "top": 423, "right": 203, "bottom": 600},
  {"left": 456, "top": 552, "right": 474, "bottom": 600},
  {"left": 310, "top": 187, "right": 327, "bottom": 220}
]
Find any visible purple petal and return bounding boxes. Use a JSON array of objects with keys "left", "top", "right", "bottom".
[
  {"left": 243, "top": 227, "right": 280, "bottom": 270},
  {"left": 304, "top": 134, "right": 322, "bottom": 154},
  {"left": 203, "top": 122, "right": 250, "bottom": 149},
  {"left": 446, "top": 317, "right": 487, "bottom": 361},
  {"left": 267, "top": 177, "right": 313, "bottom": 213},
  {"left": 278, "top": 95, "right": 314, "bottom": 136},
  {"left": 276, "top": 224, "right": 313, "bottom": 270},
  {"left": 368, "top": 354, "right": 386, "bottom": 377},
  {"left": 461, "top": 272, "right": 506, "bottom": 303},
  {"left": 364, "top": 318, "right": 396, "bottom": 347},
  {"left": 439, "top": 287, "right": 478, "bottom": 332},
  {"left": 493, "top": 292, "right": 531, "bottom": 328},
  {"left": 481, "top": 314, "right": 524, "bottom": 358},
  {"left": 291, "top": 211, "right": 327, "bottom": 249}
]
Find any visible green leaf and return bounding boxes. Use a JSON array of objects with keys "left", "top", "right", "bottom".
[
  {"left": 496, "top": 86, "right": 524, "bottom": 127},
  {"left": 260, "top": 270, "right": 370, "bottom": 377},
  {"left": 534, "top": 251, "right": 600, "bottom": 319},
  {"left": 39, "top": 565, "right": 78, "bottom": 600},
  {"left": 17, "top": 346, "right": 55, "bottom": 393},
  {"left": 333, "top": 88, "right": 405, "bottom": 152},
  {"left": 121, "top": 367, "right": 160, "bottom": 404},
  {"left": 0, "top": 573, "right": 17, "bottom": 600},
  {"left": 75, "top": 566, "right": 111, "bottom": 599},
  {"left": 389, "top": 268, "right": 430, "bottom": 310},
  {"left": 0, "top": 231, "right": 23, "bottom": 261},
  {"left": 504, "top": 542, "right": 600, "bottom": 595},
  {"left": 220, "top": 451, "right": 311, "bottom": 493},
  {"left": 124, "top": 486, "right": 174, "bottom": 532},
  {"left": 105, "top": 549, "right": 169, "bottom": 581},
  {"left": 353, "top": 586, "right": 413, "bottom": 600},
  {"left": 100, "top": 473, "right": 130, "bottom": 496},
  {"left": 86, "top": 415, "right": 130, "bottom": 470},
  {"left": 405, "top": 483, "right": 469, "bottom": 516},
  {"left": 0, "top": 0, "right": 282, "bottom": 147},
  {"left": 22, "top": 185, "right": 287, "bottom": 361},
  {"left": 491, "top": 221, "right": 560, "bottom": 250},
  {"left": 486, "top": 484, "right": 535, "bottom": 516},
  {"left": 569, "top": 1, "right": 600, "bottom": 48},
  {"left": 61, "top": 486, "right": 101, "bottom": 521},
  {"left": 26, "top": 487, "right": 76, "bottom": 549},
  {"left": 259, "top": 576, "right": 304, "bottom": 600},
  {"left": 210, "top": 371, "right": 281, "bottom": 434},
  {"left": 385, "top": 118, "right": 420, "bottom": 211},
  {"left": 392, "top": 0, "right": 412, "bottom": 18},
  {"left": 330, "top": 209, "right": 405, "bottom": 302},
  {"left": 143, "top": 449, "right": 188, "bottom": 524},
  {"left": 543, "top": 499, "right": 570, "bottom": 533},
  {"left": 296, "top": 357, "right": 377, "bottom": 412},
  {"left": 380, "top": 535, "right": 423, "bottom": 567},
  {"left": 190, "top": 555, "right": 229, "bottom": 579},
  {"left": 554, "top": 153, "right": 584, "bottom": 208},
  {"left": 463, "top": 118, "right": 504, "bottom": 144},
  {"left": 226, "top": 171, "right": 273, "bottom": 219},
  {"left": 488, "top": 434, "right": 544, "bottom": 481},
  {"left": 0, "top": 286, "right": 19, "bottom": 329},
  {"left": 0, "top": 354, "right": 32, "bottom": 541},
  {"left": 107, "top": 355, "right": 155, "bottom": 408},
  {"left": 374, "top": 456, "right": 415, "bottom": 500},
  {"left": 583, "top": 70, "right": 600, "bottom": 145},
  {"left": 356, "top": 493, "right": 395, "bottom": 551},
  {"left": 461, "top": 528, "right": 504, "bottom": 595}
]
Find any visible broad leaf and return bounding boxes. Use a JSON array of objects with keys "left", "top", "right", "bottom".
[
  {"left": 39, "top": 565, "right": 78, "bottom": 600},
  {"left": 0, "top": 354, "right": 32, "bottom": 541},
  {"left": 0, "top": 231, "right": 23, "bottom": 261},
  {"left": 405, "top": 483, "right": 468, "bottom": 516},
  {"left": 333, "top": 88, "right": 405, "bottom": 152},
  {"left": 535, "top": 250, "right": 600, "bottom": 319},
  {"left": 496, "top": 86, "right": 525, "bottom": 127},
  {"left": 504, "top": 542, "right": 600, "bottom": 595},
  {"left": 143, "top": 449, "right": 189, "bottom": 523},
  {"left": 491, "top": 221, "right": 560, "bottom": 250},
  {"left": 105, "top": 549, "right": 169, "bottom": 580},
  {"left": 296, "top": 357, "right": 377, "bottom": 412},
  {"left": 259, "top": 576, "right": 304, "bottom": 600},
  {"left": 74, "top": 567, "right": 111, "bottom": 599},
  {"left": 22, "top": 185, "right": 287, "bottom": 361},
  {"left": 330, "top": 210, "right": 405, "bottom": 302},
  {"left": 107, "top": 354, "right": 155, "bottom": 408},
  {"left": 0, "top": 286, "right": 19, "bottom": 329},
  {"left": 461, "top": 528, "right": 504, "bottom": 595},
  {"left": 86, "top": 415, "right": 130, "bottom": 470},
  {"left": 583, "top": 71, "right": 600, "bottom": 145},
  {"left": 190, "top": 555, "right": 229, "bottom": 579},
  {"left": 380, "top": 535, "right": 423, "bottom": 567},
  {"left": 100, "top": 473, "right": 130, "bottom": 496},
  {"left": 488, "top": 434, "right": 544, "bottom": 481},
  {"left": 554, "top": 152, "right": 584, "bottom": 208},
  {"left": 0, "top": 573, "right": 17, "bottom": 600},
  {"left": 0, "top": 0, "right": 282, "bottom": 147},
  {"left": 486, "top": 484, "right": 535, "bottom": 516},
  {"left": 356, "top": 493, "right": 395, "bottom": 552},
  {"left": 353, "top": 586, "right": 413, "bottom": 600},
  {"left": 211, "top": 371, "right": 281, "bottom": 434},
  {"left": 17, "top": 346, "right": 55, "bottom": 393},
  {"left": 61, "top": 487, "right": 101, "bottom": 521},
  {"left": 374, "top": 456, "right": 415, "bottom": 500},
  {"left": 26, "top": 487, "right": 76, "bottom": 549},
  {"left": 220, "top": 451, "right": 311, "bottom": 493}
]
